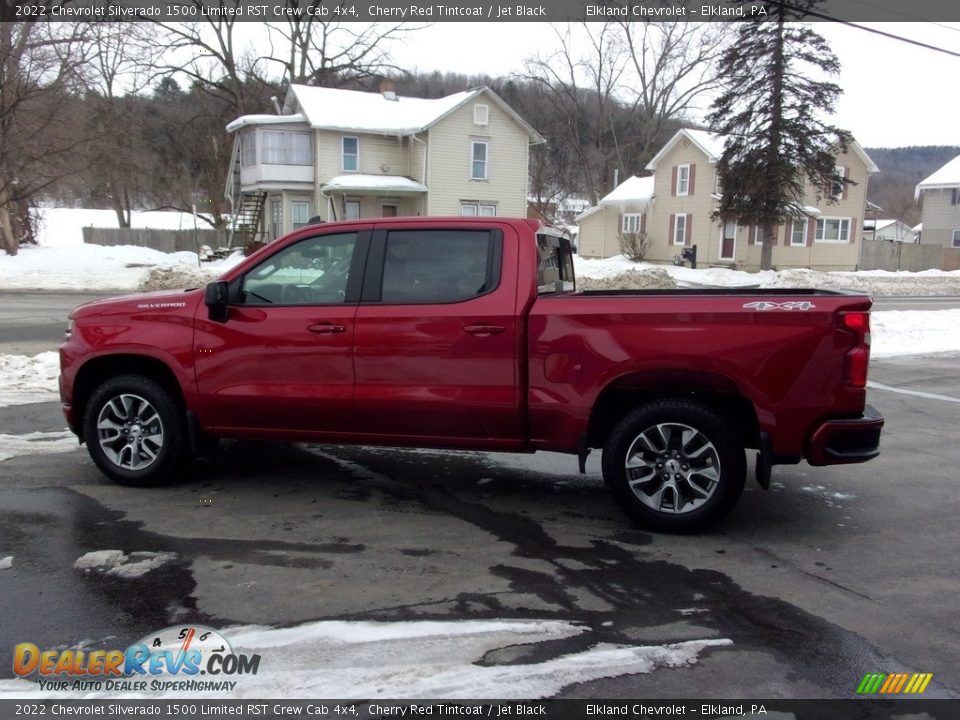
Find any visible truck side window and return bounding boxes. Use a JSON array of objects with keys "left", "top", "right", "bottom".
[
  {"left": 380, "top": 230, "right": 499, "bottom": 304},
  {"left": 240, "top": 232, "right": 358, "bottom": 305}
]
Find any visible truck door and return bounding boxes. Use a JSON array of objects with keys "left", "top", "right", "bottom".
[
  {"left": 353, "top": 223, "right": 522, "bottom": 446},
  {"left": 193, "top": 230, "right": 367, "bottom": 434}
]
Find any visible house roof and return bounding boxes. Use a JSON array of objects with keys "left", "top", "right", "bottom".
[
  {"left": 575, "top": 176, "right": 655, "bottom": 222},
  {"left": 864, "top": 219, "right": 908, "bottom": 231},
  {"left": 646, "top": 127, "right": 879, "bottom": 174},
  {"left": 915, "top": 154, "right": 960, "bottom": 198},
  {"left": 321, "top": 175, "right": 428, "bottom": 194},
  {"left": 225, "top": 113, "right": 307, "bottom": 132},
  {"left": 269, "top": 84, "right": 544, "bottom": 143}
]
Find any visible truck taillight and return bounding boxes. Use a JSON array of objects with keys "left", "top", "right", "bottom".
[{"left": 840, "top": 311, "right": 871, "bottom": 388}]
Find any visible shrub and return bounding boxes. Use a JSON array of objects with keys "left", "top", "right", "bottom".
[{"left": 619, "top": 231, "right": 651, "bottom": 262}]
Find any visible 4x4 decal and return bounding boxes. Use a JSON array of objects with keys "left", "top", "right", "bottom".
[{"left": 743, "top": 301, "right": 816, "bottom": 311}]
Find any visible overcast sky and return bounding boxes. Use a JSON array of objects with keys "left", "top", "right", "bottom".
[{"left": 385, "top": 21, "right": 960, "bottom": 149}]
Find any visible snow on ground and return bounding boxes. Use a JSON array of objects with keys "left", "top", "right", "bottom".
[
  {"left": 871, "top": 310, "right": 960, "bottom": 358},
  {"left": 574, "top": 254, "right": 960, "bottom": 296},
  {"left": 74, "top": 550, "right": 179, "bottom": 579},
  {"left": 0, "top": 430, "right": 77, "bottom": 463},
  {"left": 0, "top": 556, "right": 12, "bottom": 570},
  {"left": 0, "top": 207, "right": 245, "bottom": 291},
  {"left": 0, "top": 352, "right": 60, "bottom": 406},
  {"left": 0, "top": 618, "right": 732, "bottom": 699}
]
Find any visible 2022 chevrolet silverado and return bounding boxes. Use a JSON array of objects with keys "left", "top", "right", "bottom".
[{"left": 59, "top": 217, "right": 883, "bottom": 532}]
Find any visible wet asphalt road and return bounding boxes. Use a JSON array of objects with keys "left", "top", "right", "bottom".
[{"left": 1, "top": 355, "right": 959, "bottom": 700}]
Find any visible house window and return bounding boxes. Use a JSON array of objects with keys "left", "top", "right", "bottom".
[
  {"left": 831, "top": 166, "right": 846, "bottom": 199},
  {"left": 460, "top": 202, "right": 496, "bottom": 216},
  {"left": 471, "top": 141, "right": 488, "bottom": 180},
  {"left": 676, "top": 164, "right": 690, "bottom": 195},
  {"left": 815, "top": 217, "right": 851, "bottom": 243},
  {"left": 240, "top": 132, "right": 256, "bottom": 166},
  {"left": 754, "top": 225, "right": 765, "bottom": 245},
  {"left": 622, "top": 214, "right": 643, "bottom": 234},
  {"left": 260, "top": 130, "right": 311, "bottom": 165},
  {"left": 270, "top": 198, "right": 283, "bottom": 240},
  {"left": 291, "top": 201, "right": 311, "bottom": 230},
  {"left": 790, "top": 218, "right": 808, "bottom": 246},
  {"left": 952, "top": 189, "right": 960, "bottom": 206},
  {"left": 713, "top": 172, "right": 722, "bottom": 196},
  {"left": 473, "top": 104, "right": 489, "bottom": 126},
  {"left": 344, "top": 200, "right": 360, "bottom": 220},
  {"left": 342, "top": 136, "right": 359, "bottom": 172},
  {"left": 673, "top": 214, "right": 687, "bottom": 245},
  {"left": 953, "top": 230, "right": 960, "bottom": 248}
]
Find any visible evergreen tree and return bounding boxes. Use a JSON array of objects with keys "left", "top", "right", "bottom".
[{"left": 706, "top": 1, "right": 851, "bottom": 270}]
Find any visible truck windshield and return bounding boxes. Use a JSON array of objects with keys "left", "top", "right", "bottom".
[{"left": 536, "top": 233, "right": 576, "bottom": 295}]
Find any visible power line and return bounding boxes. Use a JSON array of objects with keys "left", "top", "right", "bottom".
[
  {"left": 838, "top": 0, "right": 960, "bottom": 33},
  {"left": 766, "top": 1, "right": 960, "bottom": 59}
]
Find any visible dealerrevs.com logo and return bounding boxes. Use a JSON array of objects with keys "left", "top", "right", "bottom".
[{"left": 13, "top": 625, "right": 260, "bottom": 693}]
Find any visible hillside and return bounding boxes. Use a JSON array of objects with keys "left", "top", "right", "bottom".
[{"left": 864, "top": 146, "right": 960, "bottom": 226}]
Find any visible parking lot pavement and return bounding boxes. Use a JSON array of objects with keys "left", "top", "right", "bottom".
[{"left": 0, "top": 355, "right": 958, "bottom": 699}]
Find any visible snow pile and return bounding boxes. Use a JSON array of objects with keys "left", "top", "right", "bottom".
[
  {"left": 871, "top": 309, "right": 960, "bottom": 358},
  {"left": 137, "top": 263, "right": 239, "bottom": 292},
  {"left": 0, "top": 430, "right": 77, "bottom": 462},
  {"left": 0, "top": 556, "right": 12, "bottom": 570},
  {"left": 579, "top": 267, "right": 677, "bottom": 291},
  {"left": 0, "top": 618, "right": 732, "bottom": 699},
  {"left": 574, "top": 254, "right": 960, "bottom": 296},
  {"left": 74, "top": 550, "right": 178, "bottom": 579},
  {"left": 0, "top": 352, "right": 60, "bottom": 406}
]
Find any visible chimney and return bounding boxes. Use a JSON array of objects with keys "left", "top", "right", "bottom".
[{"left": 379, "top": 79, "right": 398, "bottom": 101}]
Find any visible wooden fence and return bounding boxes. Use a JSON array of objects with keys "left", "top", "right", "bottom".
[
  {"left": 860, "top": 239, "right": 960, "bottom": 272},
  {"left": 82, "top": 227, "right": 227, "bottom": 253}
]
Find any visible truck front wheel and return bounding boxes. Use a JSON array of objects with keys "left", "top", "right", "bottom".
[
  {"left": 602, "top": 400, "right": 746, "bottom": 533},
  {"left": 83, "top": 374, "right": 186, "bottom": 487}
]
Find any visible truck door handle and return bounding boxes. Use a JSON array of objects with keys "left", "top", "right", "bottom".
[
  {"left": 463, "top": 324, "right": 505, "bottom": 336},
  {"left": 308, "top": 322, "right": 346, "bottom": 334}
]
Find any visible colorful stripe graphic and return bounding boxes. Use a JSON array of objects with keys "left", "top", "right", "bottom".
[{"left": 857, "top": 672, "right": 933, "bottom": 694}]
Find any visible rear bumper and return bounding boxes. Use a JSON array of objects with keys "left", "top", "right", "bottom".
[{"left": 807, "top": 405, "right": 884, "bottom": 466}]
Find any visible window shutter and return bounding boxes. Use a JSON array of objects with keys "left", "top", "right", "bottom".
[
  {"left": 689, "top": 164, "right": 696, "bottom": 195},
  {"left": 849, "top": 217, "right": 857, "bottom": 244},
  {"left": 640, "top": 213, "right": 646, "bottom": 234},
  {"left": 671, "top": 167, "right": 678, "bottom": 197},
  {"left": 807, "top": 218, "right": 816, "bottom": 247},
  {"left": 619, "top": 213, "right": 624, "bottom": 233},
  {"left": 669, "top": 214, "right": 675, "bottom": 244},
  {"left": 842, "top": 167, "right": 849, "bottom": 200},
  {"left": 686, "top": 215, "right": 692, "bottom": 246},
  {"left": 784, "top": 220, "right": 792, "bottom": 245},
  {"left": 748, "top": 225, "right": 755, "bottom": 246},
  {"left": 772, "top": 224, "right": 780, "bottom": 246}
]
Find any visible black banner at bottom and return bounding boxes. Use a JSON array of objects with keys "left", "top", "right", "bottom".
[{"left": 1, "top": 700, "right": 959, "bottom": 720}]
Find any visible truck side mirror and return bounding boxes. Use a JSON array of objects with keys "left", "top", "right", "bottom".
[{"left": 205, "top": 281, "right": 230, "bottom": 323}]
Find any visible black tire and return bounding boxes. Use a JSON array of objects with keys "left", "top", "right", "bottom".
[
  {"left": 83, "top": 374, "right": 186, "bottom": 487},
  {"left": 602, "top": 400, "right": 746, "bottom": 533}
]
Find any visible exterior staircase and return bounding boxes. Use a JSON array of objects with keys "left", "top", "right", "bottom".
[{"left": 225, "top": 137, "right": 267, "bottom": 249}]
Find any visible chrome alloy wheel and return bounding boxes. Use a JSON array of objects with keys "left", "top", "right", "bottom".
[
  {"left": 96, "top": 393, "right": 165, "bottom": 471},
  {"left": 623, "top": 422, "right": 721, "bottom": 514}
]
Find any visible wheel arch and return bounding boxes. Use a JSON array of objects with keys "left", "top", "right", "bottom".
[
  {"left": 585, "top": 369, "right": 761, "bottom": 452},
  {"left": 73, "top": 354, "right": 187, "bottom": 444}
]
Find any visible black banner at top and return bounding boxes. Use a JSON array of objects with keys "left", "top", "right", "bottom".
[{"left": 6, "top": 0, "right": 960, "bottom": 22}]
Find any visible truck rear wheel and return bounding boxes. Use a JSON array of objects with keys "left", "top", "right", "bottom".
[
  {"left": 602, "top": 400, "right": 746, "bottom": 533},
  {"left": 83, "top": 374, "right": 186, "bottom": 487}
]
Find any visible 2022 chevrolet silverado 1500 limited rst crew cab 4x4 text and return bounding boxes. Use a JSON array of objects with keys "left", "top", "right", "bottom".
[{"left": 59, "top": 217, "right": 883, "bottom": 532}]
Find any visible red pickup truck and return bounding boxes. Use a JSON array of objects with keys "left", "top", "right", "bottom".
[{"left": 59, "top": 217, "right": 883, "bottom": 532}]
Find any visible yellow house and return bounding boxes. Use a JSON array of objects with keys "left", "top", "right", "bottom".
[
  {"left": 915, "top": 154, "right": 960, "bottom": 248},
  {"left": 225, "top": 83, "right": 545, "bottom": 242},
  {"left": 578, "top": 128, "right": 879, "bottom": 271}
]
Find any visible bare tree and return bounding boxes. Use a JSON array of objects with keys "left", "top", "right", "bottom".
[
  {"left": 618, "top": 22, "right": 732, "bottom": 158},
  {"left": 80, "top": 24, "right": 165, "bottom": 227},
  {"left": 522, "top": 23, "right": 628, "bottom": 204},
  {"left": 261, "top": 15, "right": 417, "bottom": 88},
  {"left": 522, "top": 22, "right": 729, "bottom": 204},
  {"left": 0, "top": 21, "right": 89, "bottom": 255}
]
